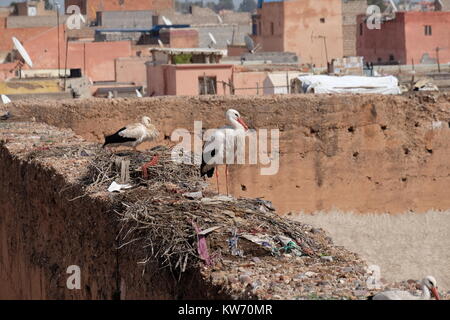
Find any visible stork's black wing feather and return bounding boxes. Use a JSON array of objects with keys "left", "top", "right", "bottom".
[
  {"left": 200, "top": 147, "right": 216, "bottom": 178},
  {"left": 103, "top": 127, "right": 137, "bottom": 147}
]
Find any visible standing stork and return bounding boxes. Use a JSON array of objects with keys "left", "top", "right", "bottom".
[
  {"left": 201, "top": 109, "right": 249, "bottom": 195},
  {"left": 103, "top": 116, "right": 160, "bottom": 178},
  {"left": 371, "top": 276, "right": 441, "bottom": 300}
]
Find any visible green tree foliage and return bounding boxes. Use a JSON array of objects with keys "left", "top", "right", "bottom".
[
  {"left": 215, "top": 0, "right": 235, "bottom": 11},
  {"left": 368, "top": 0, "right": 387, "bottom": 11},
  {"left": 239, "top": 0, "right": 257, "bottom": 12}
]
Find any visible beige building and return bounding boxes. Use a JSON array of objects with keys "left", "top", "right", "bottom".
[{"left": 252, "top": 0, "right": 344, "bottom": 67}]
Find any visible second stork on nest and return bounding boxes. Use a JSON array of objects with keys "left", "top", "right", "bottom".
[{"left": 103, "top": 116, "right": 160, "bottom": 178}]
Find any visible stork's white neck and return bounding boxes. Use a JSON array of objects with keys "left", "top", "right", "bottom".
[
  {"left": 228, "top": 115, "right": 244, "bottom": 130},
  {"left": 142, "top": 117, "right": 151, "bottom": 127}
]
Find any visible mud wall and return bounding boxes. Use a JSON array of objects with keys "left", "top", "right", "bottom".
[
  {"left": 0, "top": 141, "right": 226, "bottom": 299},
  {"left": 8, "top": 93, "right": 450, "bottom": 214}
]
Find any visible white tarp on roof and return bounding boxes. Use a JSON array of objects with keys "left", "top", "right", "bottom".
[{"left": 297, "top": 75, "right": 401, "bottom": 95}]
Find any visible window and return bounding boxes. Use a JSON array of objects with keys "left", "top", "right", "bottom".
[
  {"left": 360, "top": 23, "right": 363, "bottom": 36},
  {"left": 199, "top": 76, "right": 217, "bottom": 95},
  {"left": 320, "top": 18, "right": 325, "bottom": 23},
  {"left": 389, "top": 54, "right": 395, "bottom": 62},
  {"left": 270, "top": 22, "right": 274, "bottom": 36},
  {"left": 424, "top": 25, "right": 432, "bottom": 36}
]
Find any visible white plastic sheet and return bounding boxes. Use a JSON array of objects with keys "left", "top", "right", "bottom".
[{"left": 297, "top": 75, "right": 401, "bottom": 95}]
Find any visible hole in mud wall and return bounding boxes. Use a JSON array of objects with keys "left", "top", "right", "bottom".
[
  {"left": 241, "top": 185, "right": 247, "bottom": 191},
  {"left": 348, "top": 126, "right": 355, "bottom": 133},
  {"left": 380, "top": 125, "right": 387, "bottom": 131},
  {"left": 310, "top": 127, "right": 319, "bottom": 134},
  {"left": 404, "top": 148, "right": 410, "bottom": 155},
  {"left": 415, "top": 122, "right": 420, "bottom": 128},
  {"left": 401, "top": 177, "right": 407, "bottom": 182},
  {"left": 353, "top": 152, "right": 359, "bottom": 158},
  {"left": 426, "top": 148, "right": 433, "bottom": 154}
]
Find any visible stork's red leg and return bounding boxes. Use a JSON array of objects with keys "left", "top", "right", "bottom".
[
  {"left": 215, "top": 165, "right": 219, "bottom": 194},
  {"left": 142, "top": 155, "right": 160, "bottom": 179},
  {"left": 225, "top": 165, "right": 229, "bottom": 196}
]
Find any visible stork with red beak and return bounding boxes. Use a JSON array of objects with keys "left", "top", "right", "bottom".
[
  {"left": 371, "top": 276, "right": 441, "bottom": 300},
  {"left": 201, "top": 109, "right": 249, "bottom": 195}
]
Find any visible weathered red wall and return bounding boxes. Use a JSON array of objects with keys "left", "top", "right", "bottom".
[
  {"left": 65, "top": 0, "right": 174, "bottom": 21},
  {"left": 357, "top": 12, "right": 450, "bottom": 65},
  {"left": 19, "top": 26, "right": 132, "bottom": 82}
]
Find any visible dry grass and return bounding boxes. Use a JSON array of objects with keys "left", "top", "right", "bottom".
[{"left": 292, "top": 210, "right": 450, "bottom": 291}]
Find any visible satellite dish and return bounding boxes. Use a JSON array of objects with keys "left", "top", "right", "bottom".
[
  {"left": 216, "top": 15, "right": 223, "bottom": 24},
  {"left": 12, "top": 37, "right": 33, "bottom": 68},
  {"left": 162, "top": 16, "right": 172, "bottom": 26},
  {"left": 135, "top": 89, "right": 143, "bottom": 98},
  {"left": 208, "top": 33, "right": 217, "bottom": 48},
  {"left": 1, "top": 94, "right": 11, "bottom": 104},
  {"left": 244, "top": 35, "right": 260, "bottom": 54},
  {"left": 158, "top": 39, "right": 164, "bottom": 48}
]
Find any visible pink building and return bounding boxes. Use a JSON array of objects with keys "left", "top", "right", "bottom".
[
  {"left": 252, "top": 0, "right": 344, "bottom": 67},
  {"left": 357, "top": 11, "right": 450, "bottom": 65}
]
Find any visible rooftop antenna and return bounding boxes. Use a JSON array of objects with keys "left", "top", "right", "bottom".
[
  {"left": 158, "top": 39, "right": 164, "bottom": 48},
  {"left": 389, "top": 0, "right": 398, "bottom": 12},
  {"left": 161, "top": 16, "right": 173, "bottom": 26},
  {"left": 11, "top": 37, "right": 33, "bottom": 78},
  {"left": 1, "top": 94, "right": 11, "bottom": 104},
  {"left": 208, "top": 32, "right": 217, "bottom": 48},
  {"left": 135, "top": 89, "right": 143, "bottom": 98},
  {"left": 244, "top": 35, "right": 261, "bottom": 54}
]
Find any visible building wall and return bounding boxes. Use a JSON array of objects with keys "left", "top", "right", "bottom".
[
  {"left": 18, "top": 26, "right": 132, "bottom": 82},
  {"left": 147, "top": 64, "right": 233, "bottom": 96},
  {"left": 115, "top": 57, "right": 148, "bottom": 86},
  {"left": 65, "top": 0, "right": 173, "bottom": 21},
  {"left": 404, "top": 12, "right": 450, "bottom": 64},
  {"left": 283, "top": 0, "right": 343, "bottom": 67},
  {"left": 356, "top": 13, "right": 407, "bottom": 64},
  {"left": 342, "top": 0, "right": 367, "bottom": 57},
  {"left": 232, "top": 69, "right": 267, "bottom": 95},
  {"left": 256, "top": 0, "right": 344, "bottom": 67},
  {"left": 160, "top": 29, "right": 199, "bottom": 48},
  {"left": 357, "top": 12, "right": 450, "bottom": 65}
]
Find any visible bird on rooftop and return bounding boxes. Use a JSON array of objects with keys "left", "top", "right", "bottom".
[
  {"left": 103, "top": 116, "right": 159, "bottom": 151},
  {"left": 201, "top": 109, "right": 249, "bottom": 195},
  {"left": 103, "top": 116, "right": 160, "bottom": 178},
  {"left": 370, "top": 276, "right": 441, "bottom": 300}
]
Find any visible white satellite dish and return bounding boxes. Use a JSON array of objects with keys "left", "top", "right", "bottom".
[
  {"left": 135, "top": 89, "right": 143, "bottom": 98},
  {"left": 208, "top": 32, "right": 217, "bottom": 48},
  {"left": 158, "top": 39, "right": 164, "bottom": 48},
  {"left": 244, "top": 35, "right": 260, "bottom": 54},
  {"left": 162, "top": 16, "right": 173, "bottom": 26},
  {"left": 1, "top": 94, "right": 11, "bottom": 104},
  {"left": 216, "top": 15, "right": 223, "bottom": 24},
  {"left": 12, "top": 37, "right": 33, "bottom": 68}
]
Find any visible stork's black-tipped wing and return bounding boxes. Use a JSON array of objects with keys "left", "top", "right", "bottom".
[
  {"left": 103, "top": 127, "right": 137, "bottom": 147},
  {"left": 200, "top": 147, "right": 215, "bottom": 178}
]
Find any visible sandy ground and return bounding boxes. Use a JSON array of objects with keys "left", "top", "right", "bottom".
[{"left": 292, "top": 211, "right": 450, "bottom": 292}]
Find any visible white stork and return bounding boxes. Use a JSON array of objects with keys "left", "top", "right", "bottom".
[
  {"left": 201, "top": 109, "right": 249, "bottom": 195},
  {"left": 103, "top": 116, "right": 160, "bottom": 178},
  {"left": 371, "top": 276, "right": 441, "bottom": 300}
]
